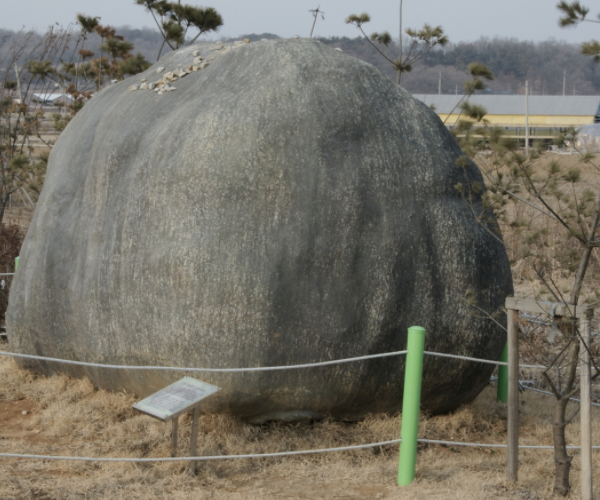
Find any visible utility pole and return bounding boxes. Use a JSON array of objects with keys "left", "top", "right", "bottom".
[
  {"left": 14, "top": 63, "right": 23, "bottom": 105},
  {"left": 309, "top": 6, "right": 324, "bottom": 38},
  {"left": 397, "top": 0, "right": 403, "bottom": 84},
  {"left": 525, "top": 80, "right": 530, "bottom": 155},
  {"left": 14, "top": 62, "right": 33, "bottom": 159},
  {"left": 455, "top": 84, "right": 457, "bottom": 95},
  {"left": 563, "top": 68, "right": 566, "bottom": 96},
  {"left": 438, "top": 71, "right": 441, "bottom": 95}
]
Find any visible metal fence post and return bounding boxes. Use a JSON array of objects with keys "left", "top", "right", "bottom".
[
  {"left": 397, "top": 326, "right": 426, "bottom": 486},
  {"left": 497, "top": 343, "right": 508, "bottom": 403},
  {"left": 15, "top": 256, "right": 19, "bottom": 271}
]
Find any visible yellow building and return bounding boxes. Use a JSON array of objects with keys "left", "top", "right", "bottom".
[{"left": 413, "top": 94, "right": 600, "bottom": 140}]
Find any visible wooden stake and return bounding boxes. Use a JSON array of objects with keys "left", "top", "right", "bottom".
[
  {"left": 580, "top": 317, "right": 592, "bottom": 500},
  {"left": 170, "top": 417, "right": 179, "bottom": 457},
  {"left": 189, "top": 406, "right": 201, "bottom": 476},
  {"left": 507, "top": 307, "right": 519, "bottom": 483},
  {"left": 20, "top": 187, "right": 35, "bottom": 208}
]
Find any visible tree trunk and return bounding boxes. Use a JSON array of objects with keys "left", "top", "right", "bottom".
[
  {"left": 551, "top": 334, "right": 579, "bottom": 497},
  {"left": 397, "top": 0, "right": 402, "bottom": 85},
  {"left": 552, "top": 397, "right": 572, "bottom": 496},
  {"left": 550, "top": 203, "right": 599, "bottom": 496},
  {"left": 0, "top": 196, "right": 6, "bottom": 226}
]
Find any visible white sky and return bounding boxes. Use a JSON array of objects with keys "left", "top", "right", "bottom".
[{"left": 2, "top": 0, "right": 599, "bottom": 44}]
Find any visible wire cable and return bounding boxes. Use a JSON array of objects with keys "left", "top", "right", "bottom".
[
  {"left": 0, "top": 439, "right": 403, "bottom": 462},
  {"left": 0, "top": 349, "right": 408, "bottom": 373},
  {"left": 2, "top": 438, "right": 599, "bottom": 463}
]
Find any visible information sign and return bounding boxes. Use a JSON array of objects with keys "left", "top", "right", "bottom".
[{"left": 133, "top": 377, "right": 220, "bottom": 422}]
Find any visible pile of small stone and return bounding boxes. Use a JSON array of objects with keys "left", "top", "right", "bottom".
[{"left": 128, "top": 40, "right": 250, "bottom": 96}]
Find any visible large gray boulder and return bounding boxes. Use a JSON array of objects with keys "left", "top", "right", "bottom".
[{"left": 7, "top": 39, "right": 512, "bottom": 422}]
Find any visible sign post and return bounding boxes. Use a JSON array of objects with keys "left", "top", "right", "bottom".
[{"left": 133, "top": 377, "right": 220, "bottom": 475}]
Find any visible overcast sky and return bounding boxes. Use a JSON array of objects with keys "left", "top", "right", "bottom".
[{"left": 3, "top": 0, "right": 599, "bottom": 44}]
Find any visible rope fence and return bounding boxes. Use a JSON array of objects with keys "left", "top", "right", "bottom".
[
  {"left": 0, "top": 322, "right": 598, "bottom": 486},
  {"left": 417, "top": 438, "right": 600, "bottom": 450},
  {"left": 1, "top": 346, "right": 597, "bottom": 408},
  {"left": 2, "top": 264, "right": 598, "bottom": 489},
  {"left": 0, "top": 440, "right": 403, "bottom": 462},
  {"left": 425, "top": 350, "right": 589, "bottom": 370},
  {"left": 1, "top": 438, "right": 599, "bottom": 464},
  {"left": 520, "top": 384, "right": 600, "bottom": 408},
  {"left": 0, "top": 349, "right": 581, "bottom": 372},
  {"left": 0, "top": 350, "right": 408, "bottom": 372},
  {"left": 1, "top": 348, "right": 597, "bottom": 405},
  {"left": 424, "top": 350, "right": 507, "bottom": 366}
]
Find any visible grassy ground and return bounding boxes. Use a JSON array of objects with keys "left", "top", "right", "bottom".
[
  {"left": 2, "top": 207, "right": 35, "bottom": 231},
  {"left": 0, "top": 350, "right": 599, "bottom": 499}
]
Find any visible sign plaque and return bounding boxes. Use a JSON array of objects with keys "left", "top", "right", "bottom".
[
  {"left": 133, "top": 377, "right": 220, "bottom": 422},
  {"left": 133, "top": 377, "right": 220, "bottom": 475}
]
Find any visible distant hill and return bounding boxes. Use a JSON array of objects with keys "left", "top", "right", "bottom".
[
  {"left": 314, "top": 35, "right": 600, "bottom": 96},
  {"left": 2, "top": 26, "right": 599, "bottom": 95},
  {"left": 121, "top": 30, "right": 600, "bottom": 96}
]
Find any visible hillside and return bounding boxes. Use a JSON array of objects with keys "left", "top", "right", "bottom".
[{"left": 2, "top": 27, "right": 600, "bottom": 96}]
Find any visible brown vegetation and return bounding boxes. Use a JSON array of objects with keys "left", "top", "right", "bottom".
[
  {"left": 475, "top": 153, "right": 600, "bottom": 305},
  {"left": 0, "top": 222, "right": 24, "bottom": 325},
  {"left": 0, "top": 351, "right": 598, "bottom": 499}
]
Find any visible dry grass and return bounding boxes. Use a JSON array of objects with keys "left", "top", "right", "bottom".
[
  {"left": 475, "top": 153, "right": 600, "bottom": 305},
  {"left": 2, "top": 207, "right": 35, "bottom": 232},
  {"left": 0, "top": 351, "right": 599, "bottom": 500}
]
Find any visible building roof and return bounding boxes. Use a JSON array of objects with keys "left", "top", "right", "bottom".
[
  {"left": 412, "top": 94, "right": 600, "bottom": 117},
  {"left": 32, "top": 93, "right": 72, "bottom": 101}
]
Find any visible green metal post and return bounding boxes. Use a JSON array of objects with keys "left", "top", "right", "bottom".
[
  {"left": 397, "top": 325, "right": 426, "bottom": 486},
  {"left": 15, "top": 256, "right": 19, "bottom": 271},
  {"left": 497, "top": 343, "right": 508, "bottom": 403}
]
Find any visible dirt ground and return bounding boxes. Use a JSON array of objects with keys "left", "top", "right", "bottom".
[{"left": 0, "top": 351, "right": 598, "bottom": 500}]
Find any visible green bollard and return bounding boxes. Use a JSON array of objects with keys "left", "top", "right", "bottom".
[
  {"left": 397, "top": 326, "right": 426, "bottom": 486},
  {"left": 14, "top": 256, "right": 19, "bottom": 271},
  {"left": 497, "top": 343, "right": 508, "bottom": 403}
]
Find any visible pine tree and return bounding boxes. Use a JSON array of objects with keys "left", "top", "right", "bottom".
[{"left": 134, "top": 1, "right": 223, "bottom": 60}]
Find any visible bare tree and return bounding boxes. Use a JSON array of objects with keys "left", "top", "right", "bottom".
[
  {"left": 345, "top": 11, "right": 448, "bottom": 85},
  {"left": 0, "top": 27, "right": 73, "bottom": 224},
  {"left": 0, "top": 18, "right": 149, "bottom": 226},
  {"left": 455, "top": 112, "right": 600, "bottom": 495}
]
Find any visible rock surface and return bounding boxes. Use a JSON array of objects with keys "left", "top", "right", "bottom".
[{"left": 7, "top": 39, "right": 513, "bottom": 421}]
